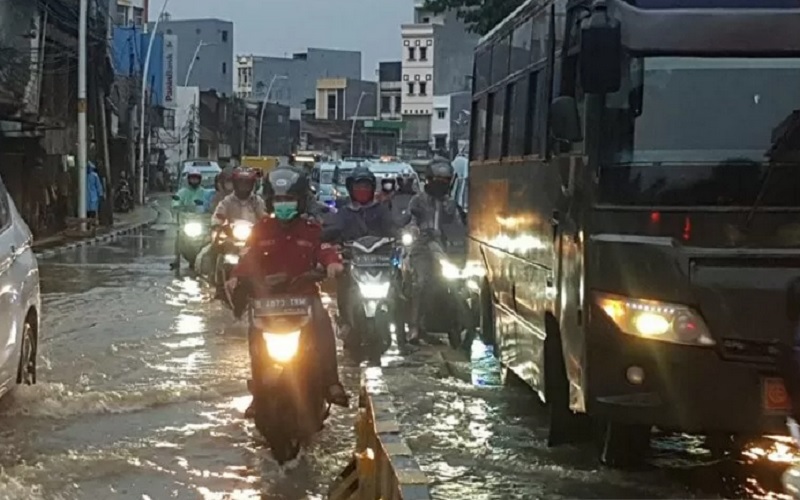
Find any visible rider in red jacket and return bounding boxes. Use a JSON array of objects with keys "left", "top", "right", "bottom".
[{"left": 226, "top": 166, "right": 348, "bottom": 416}]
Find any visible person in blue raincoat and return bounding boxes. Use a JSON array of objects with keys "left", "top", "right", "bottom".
[{"left": 86, "top": 161, "right": 104, "bottom": 219}]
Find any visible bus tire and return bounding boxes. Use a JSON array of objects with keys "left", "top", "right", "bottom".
[{"left": 598, "top": 421, "right": 650, "bottom": 468}]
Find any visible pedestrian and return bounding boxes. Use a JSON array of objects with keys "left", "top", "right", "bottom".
[{"left": 86, "top": 160, "right": 104, "bottom": 221}]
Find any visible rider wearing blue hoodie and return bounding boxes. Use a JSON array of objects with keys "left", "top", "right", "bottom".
[{"left": 323, "top": 165, "right": 395, "bottom": 335}]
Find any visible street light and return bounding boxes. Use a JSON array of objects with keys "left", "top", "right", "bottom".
[
  {"left": 137, "top": 0, "right": 170, "bottom": 205},
  {"left": 184, "top": 40, "right": 216, "bottom": 86},
  {"left": 257, "top": 75, "right": 288, "bottom": 156},
  {"left": 181, "top": 41, "right": 216, "bottom": 162},
  {"left": 350, "top": 91, "right": 372, "bottom": 156}
]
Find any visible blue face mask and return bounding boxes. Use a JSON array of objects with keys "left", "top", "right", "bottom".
[{"left": 273, "top": 201, "right": 299, "bottom": 221}]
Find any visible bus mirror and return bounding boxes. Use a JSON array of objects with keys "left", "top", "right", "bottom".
[
  {"left": 580, "top": 9, "right": 622, "bottom": 94},
  {"left": 550, "top": 96, "right": 582, "bottom": 143}
]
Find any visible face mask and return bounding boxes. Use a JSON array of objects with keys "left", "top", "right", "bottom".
[
  {"left": 273, "top": 201, "right": 299, "bottom": 220},
  {"left": 382, "top": 182, "right": 394, "bottom": 192},
  {"left": 223, "top": 182, "right": 234, "bottom": 192},
  {"left": 352, "top": 186, "right": 374, "bottom": 204}
]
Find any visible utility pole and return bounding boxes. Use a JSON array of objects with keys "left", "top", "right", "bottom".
[
  {"left": 350, "top": 91, "right": 371, "bottom": 156},
  {"left": 78, "top": 0, "right": 88, "bottom": 229}
]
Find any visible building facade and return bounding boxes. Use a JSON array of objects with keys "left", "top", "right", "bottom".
[
  {"left": 113, "top": 0, "right": 148, "bottom": 26},
  {"left": 151, "top": 18, "right": 234, "bottom": 96},
  {"left": 235, "top": 48, "right": 361, "bottom": 112},
  {"left": 315, "top": 78, "right": 377, "bottom": 120},
  {"left": 378, "top": 62, "right": 402, "bottom": 121}
]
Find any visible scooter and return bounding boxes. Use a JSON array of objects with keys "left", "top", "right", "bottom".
[
  {"left": 213, "top": 219, "right": 253, "bottom": 300},
  {"left": 172, "top": 198, "right": 210, "bottom": 273},
  {"left": 341, "top": 236, "right": 395, "bottom": 358},
  {"left": 114, "top": 179, "right": 133, "bottom": 213},
  {"left": 245, "top": 270, "right": 330, "bottom": 464}
]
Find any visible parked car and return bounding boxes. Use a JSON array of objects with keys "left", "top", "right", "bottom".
[{"left": 0, "top": 175, "right": 40, "bottom": 398}]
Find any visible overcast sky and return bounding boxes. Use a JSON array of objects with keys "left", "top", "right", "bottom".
[{"left": 163, "top": 0, "right": 412, "bottom": 78}]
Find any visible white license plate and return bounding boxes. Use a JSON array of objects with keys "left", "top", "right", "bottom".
[{"left": 254, "top": 296, "right": 311, "bottom": 315}]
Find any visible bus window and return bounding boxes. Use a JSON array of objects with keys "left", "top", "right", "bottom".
[
  {"left": 471, "top": 97, "right": 488, "bottom": 161},
  {"left": 511, "top": 18, "right": 533, "bottom": 72},
  {"left": 492, "top": 34, "right": 511, "bottom": 84},
  {"left": 475, "top": 48, "right": 492, "bottom": 92},
  {"left": 509, "top": 75, "right": 529, "bottom": 156},
  {"left": 488, "top": 87, "right": 506, "bottom": 159},
  {"left": 524, "top": 72, "right": 540, "bottom": 155},
  {"left": 502, "top": 83, "right": 514, "bottom": 156}
]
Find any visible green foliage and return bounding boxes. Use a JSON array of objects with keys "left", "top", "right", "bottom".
[{"left": 422, "top": 0, "right": 526, "bottom": 35}]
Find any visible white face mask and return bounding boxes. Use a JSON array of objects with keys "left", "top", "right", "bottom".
[{"left": 382, "top": 182, "right": 394, "bottom": 192}]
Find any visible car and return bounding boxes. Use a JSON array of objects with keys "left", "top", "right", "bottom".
[
  {"left": 179, "top": 159, "right": 221, "bottom": 190},
  {"left": 0, "top": 175, "right": 40, "bottom": 398}
]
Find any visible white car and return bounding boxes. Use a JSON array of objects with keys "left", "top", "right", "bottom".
[{"left": 0, "top": 176, "right": 39, "bottom": 397}]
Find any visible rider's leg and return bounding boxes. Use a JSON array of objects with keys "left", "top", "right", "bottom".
[
  {"left": 408, "top": 251, "right": 433, "bottom": 342},
  {"left": 245, "top": 321, "right": 264, "bottom": 418},
  {"left": 311, "top": 294, "right": 349, "bottom": 407},
  {"left": 335, "top": 268, "right": 352, "bottom": 333}
]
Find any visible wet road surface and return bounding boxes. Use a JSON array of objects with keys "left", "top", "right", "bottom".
[{"left": 0, "top": 201, "right": 796, "bottom": 499}]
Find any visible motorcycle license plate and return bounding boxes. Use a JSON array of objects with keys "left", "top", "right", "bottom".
[
  {"left": 763, "top": 377, "right": 790, "bottom": 413},
  {"left": 254, "top": 296, "right": 311, "bottom": 316},
  {"left": 353, "top": 254, "right": 391, "bottom": 266}
]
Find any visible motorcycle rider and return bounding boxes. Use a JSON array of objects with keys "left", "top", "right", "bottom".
[
  {"left": 212, "top": 167, "right": 265, "bottom": 225},
  {"left": 404, "top": 157, "right": 465, "bottom": 344},
  {"left": 323, "top": 166, "right": 396, "bottom": 337},
  {"left": 172, "top": 166, "right": 207, "bottom": 211},
  {"left": 209, "top": 168, "right": 234, "bottom": 212},
  {"left": 225, "top": 166, "right": 348, "bottom": 417},
  {"left": 376, "top": 176, "right": 397, "bottom": 209}
]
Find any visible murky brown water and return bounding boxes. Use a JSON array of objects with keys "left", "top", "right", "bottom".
[{"left": 0, "top": 201, "right": 795, "bottom": 499}]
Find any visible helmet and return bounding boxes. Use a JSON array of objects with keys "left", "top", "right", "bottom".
[
  {"left": 345, "top": 165, "right": 377, "bottom": 204},
  {"left": 424, "top": 157, "right": 454, "bottom": 199},
  {"left": 380, "top": 176, "right": 397, "bottom": 193},
  {"left": 231, "top": 167, "right": 257, "bottom": 199},
  {"left": 185, "top": 166, "right": 202, "bottom": 188},
  {"left": 263, "top": 166, "right": 309, "bottom": 219}
]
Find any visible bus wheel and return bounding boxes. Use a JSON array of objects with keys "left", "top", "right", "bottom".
[{"left": 598, "top": 421, "right": 650, "bottom": 468}]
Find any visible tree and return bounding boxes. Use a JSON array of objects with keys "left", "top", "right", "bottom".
[{"left": 422, "top": 0, "right": 526, "bottom": 36}]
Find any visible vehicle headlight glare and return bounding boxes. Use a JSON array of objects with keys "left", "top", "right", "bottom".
[
  {"left": 183, "top": 221, "right": 203, "bottom": 237},
  {"left": 595, "top": 292, "right": 714, "bottom": 346},
  {"left": 232, "top": 222, "right": 252, "bottom": 241},
  {"left": 224, "top": 254, "right": 239, "bottom": 264},
  {"left": 358, "top": 282, "right": 390, "bottom": 299},
  {"left": 440, "top": 259, "right": 461, "bottom": 280},
  {"left": 401, "top": 232, "right": 414, "bottom": 246},
  {"left": 263, "top": 330, "right": 300, "bottom": 363}
]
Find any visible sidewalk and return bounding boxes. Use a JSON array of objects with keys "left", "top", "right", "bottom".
[{"left": 33, "top": 193, "right": 168, "bottom": 257}]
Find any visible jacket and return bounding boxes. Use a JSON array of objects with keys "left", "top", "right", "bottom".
[
  {"left": 322, "top": 200, "right": 395, "bottom": 243},
  {"left": 405, "top": 192, "right": 465, "bottom": 254},
  {"left": 232, "top": 215, "right": 341, "bottom": 293},
  {"left": 86, "top": 163, "right": 104, "bottom": 212},
  {"left": 212, "top": 193, "right": 266, "bottom": 225},
  {"left": 172, "top": 186, "right": 207, "bottom": 212}
]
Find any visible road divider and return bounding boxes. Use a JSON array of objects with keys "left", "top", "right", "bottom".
[{"left": 329, "top": 366, "right": 431, "bottom": 500}]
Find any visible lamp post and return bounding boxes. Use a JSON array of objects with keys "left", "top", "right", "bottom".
[
  {"left": 184, "top": 40, "right": 216, "bottom": 86},
  {"left": 181, "top": 41, "right": 215, "bottom": 162},
  {"left": 257, "top": 74, "right": 288, "bottom": 156},
  {"left": 137, "top": 0, "right": 170, "bottom": 204},
  {"left": 350, "top": 91, "right": 371, "bottom": 156}
]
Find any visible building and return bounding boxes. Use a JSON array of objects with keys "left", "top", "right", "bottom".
[
  {"left": 235, "top": 48, "right": 361, "bottom": 112},
  {"left": 431, "top": 91, "right": 470, "bottom": 155},
  {"left": 378, "top": 62, "right": 402, "bottom": 121},
  {"left": 151, "top": 18, "right": 234, "bottom": 96},
  {"left": 400, "top": 0, "right": 478, "bottom": 154},
  {"left": 155, "top": 86, "right": 199, "bottom": 172},
  {"left": 112, "top": 0, "right": 148, "bottom": 26},
  {"left": 315, "top": 78, "right": 377, "bottom": 120}
]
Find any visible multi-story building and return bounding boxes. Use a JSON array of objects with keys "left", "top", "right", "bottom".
[
  {"left": 400, "top": 0, "right": 478, "bottom": 153},
  {"left": 379, "top": 62, "right": 402, "bottom": 121},
  {"left": 431, "top": 90, "right": 470, "bottom": 154},
  {"left": 235, "top": 48, "right": 361, "bottom": 113},
  {"left": 112, "top": 0, "right": 148, "bottom": 26},
  {"left": 315, "top": 78, "right": 377, "bottom": 120},
  {"left": 151, "top": 18, "right": 234, "bottom": 96}
]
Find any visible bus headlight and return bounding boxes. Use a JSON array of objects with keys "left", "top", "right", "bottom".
[
  {"left": 595, "top": 292, "right": 714, "bottom": 346},
  {"left": 358, "top": 282, "right": 390, "bottom": 299},
  {"left": 183, "top": 222, "right": 204, "bottom": 238},
  {"left": 440, "top": 259, "right": 462, "bottom": 280},
  {"left": 231, "top": 222, "right": 252, "bottom": 241},
  {"left": 263, "top": 330, "right": 300, "bottom": 363}
]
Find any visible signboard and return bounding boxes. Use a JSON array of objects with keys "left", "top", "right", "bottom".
[{"left": 162, "top": 34, "right": 177, "bottom": 109}]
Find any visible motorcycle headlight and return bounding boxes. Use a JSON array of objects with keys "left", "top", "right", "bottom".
[
  {"left": 231, "top": 222, "right": 252, "bottom": 241},
  {"left": 439, "top": 259, "right": 462, "bottom": 280},
  {"left": 263, "top": 330, "right": 300, "bottom": 363},
  {"left": 358, "top": 282, "right": 390, "bottom": 299},
  {"left": 183, "top": 221, "right": 204, "bottom": 238},
  {"left": 224, "top": 254, "right": 239, "bottom": 265},
  {"left": 401, "top": 232, "right": 414, "bottom": 246},
  {"left": 595, "top": 292, "right": 715, "bottom": 346}
]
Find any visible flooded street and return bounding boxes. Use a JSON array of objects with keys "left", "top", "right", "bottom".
[{"left": 0, "top": 203, "right": 795, "bottom": 499}]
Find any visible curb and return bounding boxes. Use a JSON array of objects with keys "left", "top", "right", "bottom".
[{"left": 33, "top": 206, "right": 160, "bottom": 259}]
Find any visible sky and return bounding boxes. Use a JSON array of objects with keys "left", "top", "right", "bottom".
[{"left": 162, "top": 0, "right": 413, "bottom": 79}]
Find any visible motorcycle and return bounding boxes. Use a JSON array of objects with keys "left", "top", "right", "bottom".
[
  {"left": 173, "top": 198, "right": 210, "bottom": 271},
  {"left": 245, "top": 270, "right": 329, "bottom": 464},
  {"left": 213, "top": 219, "right": 254, "bottom": 300},
  {"left": 341, "top": 236, "right": 396, "bottom": 357},
  {"left": 114, "top": 179, "right": 133, "bottom": 213}
]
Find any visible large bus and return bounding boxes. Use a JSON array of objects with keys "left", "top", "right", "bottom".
[{"left": 468, "top": 0, "right": 800, "bottom": 466}]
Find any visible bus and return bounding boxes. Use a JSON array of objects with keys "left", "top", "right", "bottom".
[{"left": 468, "top": 0, "right": 800, "bottom": 466}]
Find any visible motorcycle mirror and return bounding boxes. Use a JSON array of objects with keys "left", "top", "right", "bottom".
[
  {"left": 172, "top": 194, "right": 180, "bottom": 201},
  {"left": 194, "top": 199, "right": 204, "bottom": 206}
]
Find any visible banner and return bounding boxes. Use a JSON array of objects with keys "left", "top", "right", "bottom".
[{"left": 162, "top": 34, "right": 177, "bottom": 109}]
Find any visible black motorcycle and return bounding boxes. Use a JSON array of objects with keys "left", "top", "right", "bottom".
[
  {"left": 114, "top": 179, "right": 133, "bottom": 213},
  {"left": 213, "top": 219, "right": 253, "bottom": 301},
  {"left": 341, "top": 236, "right": 396, "bottom": 357},
  {"left": 246, "top": 270, "right": 330, "bottom": 464}
]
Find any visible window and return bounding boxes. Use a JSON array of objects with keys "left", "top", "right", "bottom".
[
  {"left": 508, "top": 75, "right": 529, "bottom": 156},
  {"left": 419, "top": 82, "right": 427, "bottom": 96},
  {"left": 436, "top": 108, "right": 446, "bottom": 119},
  {"left": 487, "top": 87, "right": 505, "bottom": 158},
  {"left": 408, "top": 47, "right": 416, "bottom": 61},
  {"left": 502, "top": 84, "right": 513, "bottom": 156},
  {"left": 132, "top": 7, "right": 144, "bottom": 26},
  {"left": 222, "top": 30, "right": 228, "bottom": 42},
  {"left": 532, "top": 10, "right": 547, "bottom": 63},
  {"left": 115, "top": 5, "right": 126, "bottom": 24},
  {"left": 525, "top": 71, "right": 541, "bottom": 155},
  {"left": 381, "top": 96, "right": 391, "bottom": 113},
  {"left": 471, "top": 97, "right": 487, "bottom": 160},
  {"left": 510, "top": 18, "right": 532, "bottom": 72},
  {"left": 394, "top": 96, "right": 401, "bottom": 113},
  {"left": 420, "top": 47, "right": 428, "bottom": 61},
  {"left": 222, "top": 62, "right": 227, "bottom": 74},
  {"left": 422, "top": 16, "right": 430, "bottom": 23},
  {"left": 163, "top": 109, "right": 176, "bottom": 130},
  {"left": 407, "top": 82, "right": 415, "bottom": 95},
  {"left": 491, "top": 35, "right": 510, "bottom": 84},
  {"left": 0, "top": 178, "right": 10, "bottom": 230},
  {"left": 434, "top": 135, "right": 447, "bottom": 150},
  {"left": 474, "top": 48, "right": 491, "bottom": 92},
  {"left": 327, "top": 93, "right": 336, "bottom": 118},
  {"left": 195, "top": 28, "right": 201, "bottom": 34}
]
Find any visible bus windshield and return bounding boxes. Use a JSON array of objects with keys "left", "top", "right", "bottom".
[
  {"left": 603, "top": 56, "right": 800, "bottom": 164},
  {"left": 320, "top": 170, "right": 335, "bottom": 184}
]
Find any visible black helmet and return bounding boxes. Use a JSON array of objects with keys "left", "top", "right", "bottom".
[
  {"left": 345, "top": 165, "right": 376, "bottom": 195},
  {"left": 263, "top": 166, "right": 309, "bottom": 212},
  {"left": 424, "top": 157, "right": 454, "bottom": 199}
]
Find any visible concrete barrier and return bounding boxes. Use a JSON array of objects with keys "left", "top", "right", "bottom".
[{"left": 329, "top": 366, "right": 431, "bottom": 500}]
